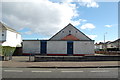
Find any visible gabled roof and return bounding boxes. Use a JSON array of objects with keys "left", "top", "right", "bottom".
[
  {"left": 0, "top": 22, "right": 20, "bottom": 34},
  {"left": 49, "top": 23, "right": 92, "bottom": 41}
]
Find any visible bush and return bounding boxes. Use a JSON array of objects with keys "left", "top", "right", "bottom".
[{"left": 2, "top": 46, "right": 16, "bottom": 56}]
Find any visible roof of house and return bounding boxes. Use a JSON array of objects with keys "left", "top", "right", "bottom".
[
  {"left": 49, "top": 23, "right": 92, "bottom": 41},
  {"left": 0, "top": 22, "right": 20, "bottom": 34}
]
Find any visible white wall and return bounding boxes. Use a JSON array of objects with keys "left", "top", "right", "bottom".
[
  {"left": 74, "top": 41, "right": 94, "bottom": 54},
  {"left": 2, "top": 30, "right": 22, "bottom": 47},
  {"left": 23, "top": 40, "right": 40, "bottom": 54},
  {"left": 0, "top": 23, "right": 2, "bottom": 41},
  {"left": 0, "top": 26, "right": 6, "bottom": 42},
  {"left": 23, "top": 40, "right": 94, "bottom": 55},
  {"left": 47, "top": 41, "right": 67, "bottom": 54}
]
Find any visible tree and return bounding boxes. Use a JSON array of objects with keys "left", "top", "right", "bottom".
[{"left": 1, "top": 46, "right": 16, "bottom": 61}]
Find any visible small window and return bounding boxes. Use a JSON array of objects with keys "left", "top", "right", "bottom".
[
  {"left": 2, "top": 34, "right": 4, "bottom": 36},
  {"left": 62, "top": 31, "right": 64, "bottom": 33},
  {"left": 69, "top": 30, "right": 71, "bottom": 34},
  {"left": 76, "top": 31, "right": 77, "bottom": 33}
]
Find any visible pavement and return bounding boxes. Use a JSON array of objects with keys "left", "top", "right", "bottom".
[{"left": 1, "top": 56, "right": 120, "bottom": 68}]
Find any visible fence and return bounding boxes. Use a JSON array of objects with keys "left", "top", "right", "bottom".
[{"left": 95, "top": 51, "right": 120, "bottom": 55}]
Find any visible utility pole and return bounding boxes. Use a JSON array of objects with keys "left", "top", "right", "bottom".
[{"left": 104, "top": 32, "right": 107, "bottom": 52}]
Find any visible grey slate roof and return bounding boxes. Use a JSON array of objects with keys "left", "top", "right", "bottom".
[{"left": 0, "top": 22, "right": 20, "bottom": 34}]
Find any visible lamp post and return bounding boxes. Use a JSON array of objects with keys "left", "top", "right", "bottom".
[{"left": 104, "top": 32, "right": 107, "bottom": 52}]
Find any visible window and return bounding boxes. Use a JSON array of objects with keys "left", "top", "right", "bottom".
[
  {"left": 69, "top": 30, "right": 71, "bottom": 34},
  {"left": 76, "top": 31, "right": 77, "bottom": 33},
  {"left": 62, "top": 31, "right": 64, "bottom": 33},
  {"left": 2, "top": 34, "right": 4, "bottom": 36}
]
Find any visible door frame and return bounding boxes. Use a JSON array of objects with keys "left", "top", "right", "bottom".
[
  {"left": 40, "top": 41, "right": 47, "bottom": 55},
  {"left": 67, "top": 41, "right": 73, "bottom": 55}
]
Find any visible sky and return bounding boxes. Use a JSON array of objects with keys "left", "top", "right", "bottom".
[{"left": 0, "top": 0, "right": 119, "bottom": 43}]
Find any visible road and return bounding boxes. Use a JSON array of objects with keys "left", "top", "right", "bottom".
[{"left": 2, "top": 68, "right": 119, "bottom": 78}]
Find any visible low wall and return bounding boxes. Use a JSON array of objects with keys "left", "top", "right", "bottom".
[
  {"left": 95, "top": 51, "right": 120, "bottom": 55},
  {"left": 35, "top": 55, "right": 120, "bottom": 62}
]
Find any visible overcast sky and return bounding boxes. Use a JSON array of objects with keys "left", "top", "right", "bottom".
[{"left": 1, "top": 0, "right": 118, "bottom": 42}]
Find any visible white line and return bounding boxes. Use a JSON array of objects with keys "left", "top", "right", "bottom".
[
  {"left": 31, "top": 71, "right": 52, "bottom": 73},
  {"left": 90, "top": 70, "right": 109, "bottom": 72},
  {"left": 61, "top": 71, "right": 83, "bottom": 72},
  {"left": 58, "top": 69, "right": 78, "bottom": 70},
  {"left": 4, "top": 70, "right": 23, "bottom": 72}
]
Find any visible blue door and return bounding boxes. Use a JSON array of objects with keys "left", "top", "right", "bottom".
[
  {"left": 41, "top": 41, "right": 47, "bottom": 55},
  {"left": 67, "top": 41, "right": 73, "bottom": 55}
]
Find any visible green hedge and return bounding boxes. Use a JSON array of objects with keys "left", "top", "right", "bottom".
[{"left": 1, "top": 46, "right": 16, "bottom": 56}]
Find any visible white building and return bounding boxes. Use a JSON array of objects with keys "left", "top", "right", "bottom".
[
  {"left": 0, "top": 22, "right": 22, "bottom": 47},
  {"left": 95, "top": 42, "right": 104, "bottom": 51},
  {"left": 23, "top": 23, "right": 95, "bottom": 56},
  {"left": 95, "top": 39, "right": 120, "bottom": 51}
]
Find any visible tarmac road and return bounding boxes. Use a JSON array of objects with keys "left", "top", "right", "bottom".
[{"left": 2, "top": 68, "right": 119, "bottom": 78}]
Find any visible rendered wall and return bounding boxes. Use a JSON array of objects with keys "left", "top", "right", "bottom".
[
  {"left": 74, "top": 41, "right": 94, "bottom": 54},
  {"left": 0, "top": 26, "right": 6, "bottom": 42},
  {"left": 47, "top": 41, "right": 67, "bottom": 54},
  {"left": 23, "top": 40, "right": 95, "bottom": 55},
  {"left": 2, "top": 30, "right": 22, "bottom": 47},
  {"left": 23, "top": 41, "right": 40, "bottom": 54}
]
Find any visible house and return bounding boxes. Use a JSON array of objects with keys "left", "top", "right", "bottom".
[
  {"left": 23, "top": 23, "right": 95, "bottom": 56},
  {"left": 95, "top": 39, "right": 120, "bottom": 51},
  {"left": 0, "top": 22, "right": 22, "bottom": 47},
  {"left": 95, "top": 42, "right": 104, "bottom": 51},
  {"left": 111, "top": 39, "right": 120, "bottom": 50}
]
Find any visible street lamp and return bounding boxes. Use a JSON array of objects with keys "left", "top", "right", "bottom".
[{"left": 104, "top": 32, "right": 107, "bottom": 52}]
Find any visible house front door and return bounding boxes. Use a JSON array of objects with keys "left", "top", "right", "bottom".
[
  {"left": 40, "top": 41, "right": 47, "bottom": 55},
  {"left": 67, "top": 41, "right": 73, "bottom": 55}
]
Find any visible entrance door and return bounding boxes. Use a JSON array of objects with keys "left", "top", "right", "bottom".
[
  {"left": 41, "top": 41, "right": 47, "bottom": 55},
  {"left": 67, "top": 41, "right": 73, "bottom": 55}
]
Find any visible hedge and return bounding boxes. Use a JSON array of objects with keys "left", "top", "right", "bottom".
[{"left": 1, "top": 46, "right": 16, "bottom": 56}]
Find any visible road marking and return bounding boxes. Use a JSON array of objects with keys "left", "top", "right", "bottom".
[
  {"left": 31, "top": 71, "right": 52, "bottom": 73},
  {"left": 57, "top": 69, "right": 78, "bottom": 70},
  {"left": 4, "top": 70, "right": 23, "bottom": 72},
  {"left": 90, "top": 70, "right": 109, "bottom": 72},
  {"left": 61, "top": 71, "right": 83, "bottom": 72}
]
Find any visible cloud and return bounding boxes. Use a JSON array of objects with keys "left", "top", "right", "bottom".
[
  {"left": 24, "top": 31, "right": 32, "bottom": 35},
  {"left": 70, "top": 19, "right": 87, "bottom": 26},
  {"left": 105, "top": 25, "right": 112, "bottom": 28},
  {"left": 2, "top": 0, "right": 98, "bottom": 37},
  {"left": 77, "top": 0, "right": 99, "bottom": 8},
  {"left": 87, "top": 34, "right": 97, "bottom": 40},
  {"left": 2, "top": 0, "right": 79, "bottom": 36},
  {"left": 55, "top": 0, "right": 99, "bottom": 8},
  {"left": 80, "top": 23, "right": 95, "bottom": 29}
]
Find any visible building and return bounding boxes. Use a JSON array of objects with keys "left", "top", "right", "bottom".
[
  {"left": 23, "top": 23, "right": 95, "bottom": 56},
  {"left": 95, "top": 42, "right": 104, "bottom": 51},
  {"left": 95, "top": 38, "right": 120, "bottom": 51},
  {"left": 110, "top": 39, "right": 120, "bottom": 50},
  {"left": 0, "top": 22, "right": 22, "bottom": 47}
]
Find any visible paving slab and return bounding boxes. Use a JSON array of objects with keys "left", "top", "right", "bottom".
[{"left": 1, "top": 56, "right": 120, "bottom": 68}]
